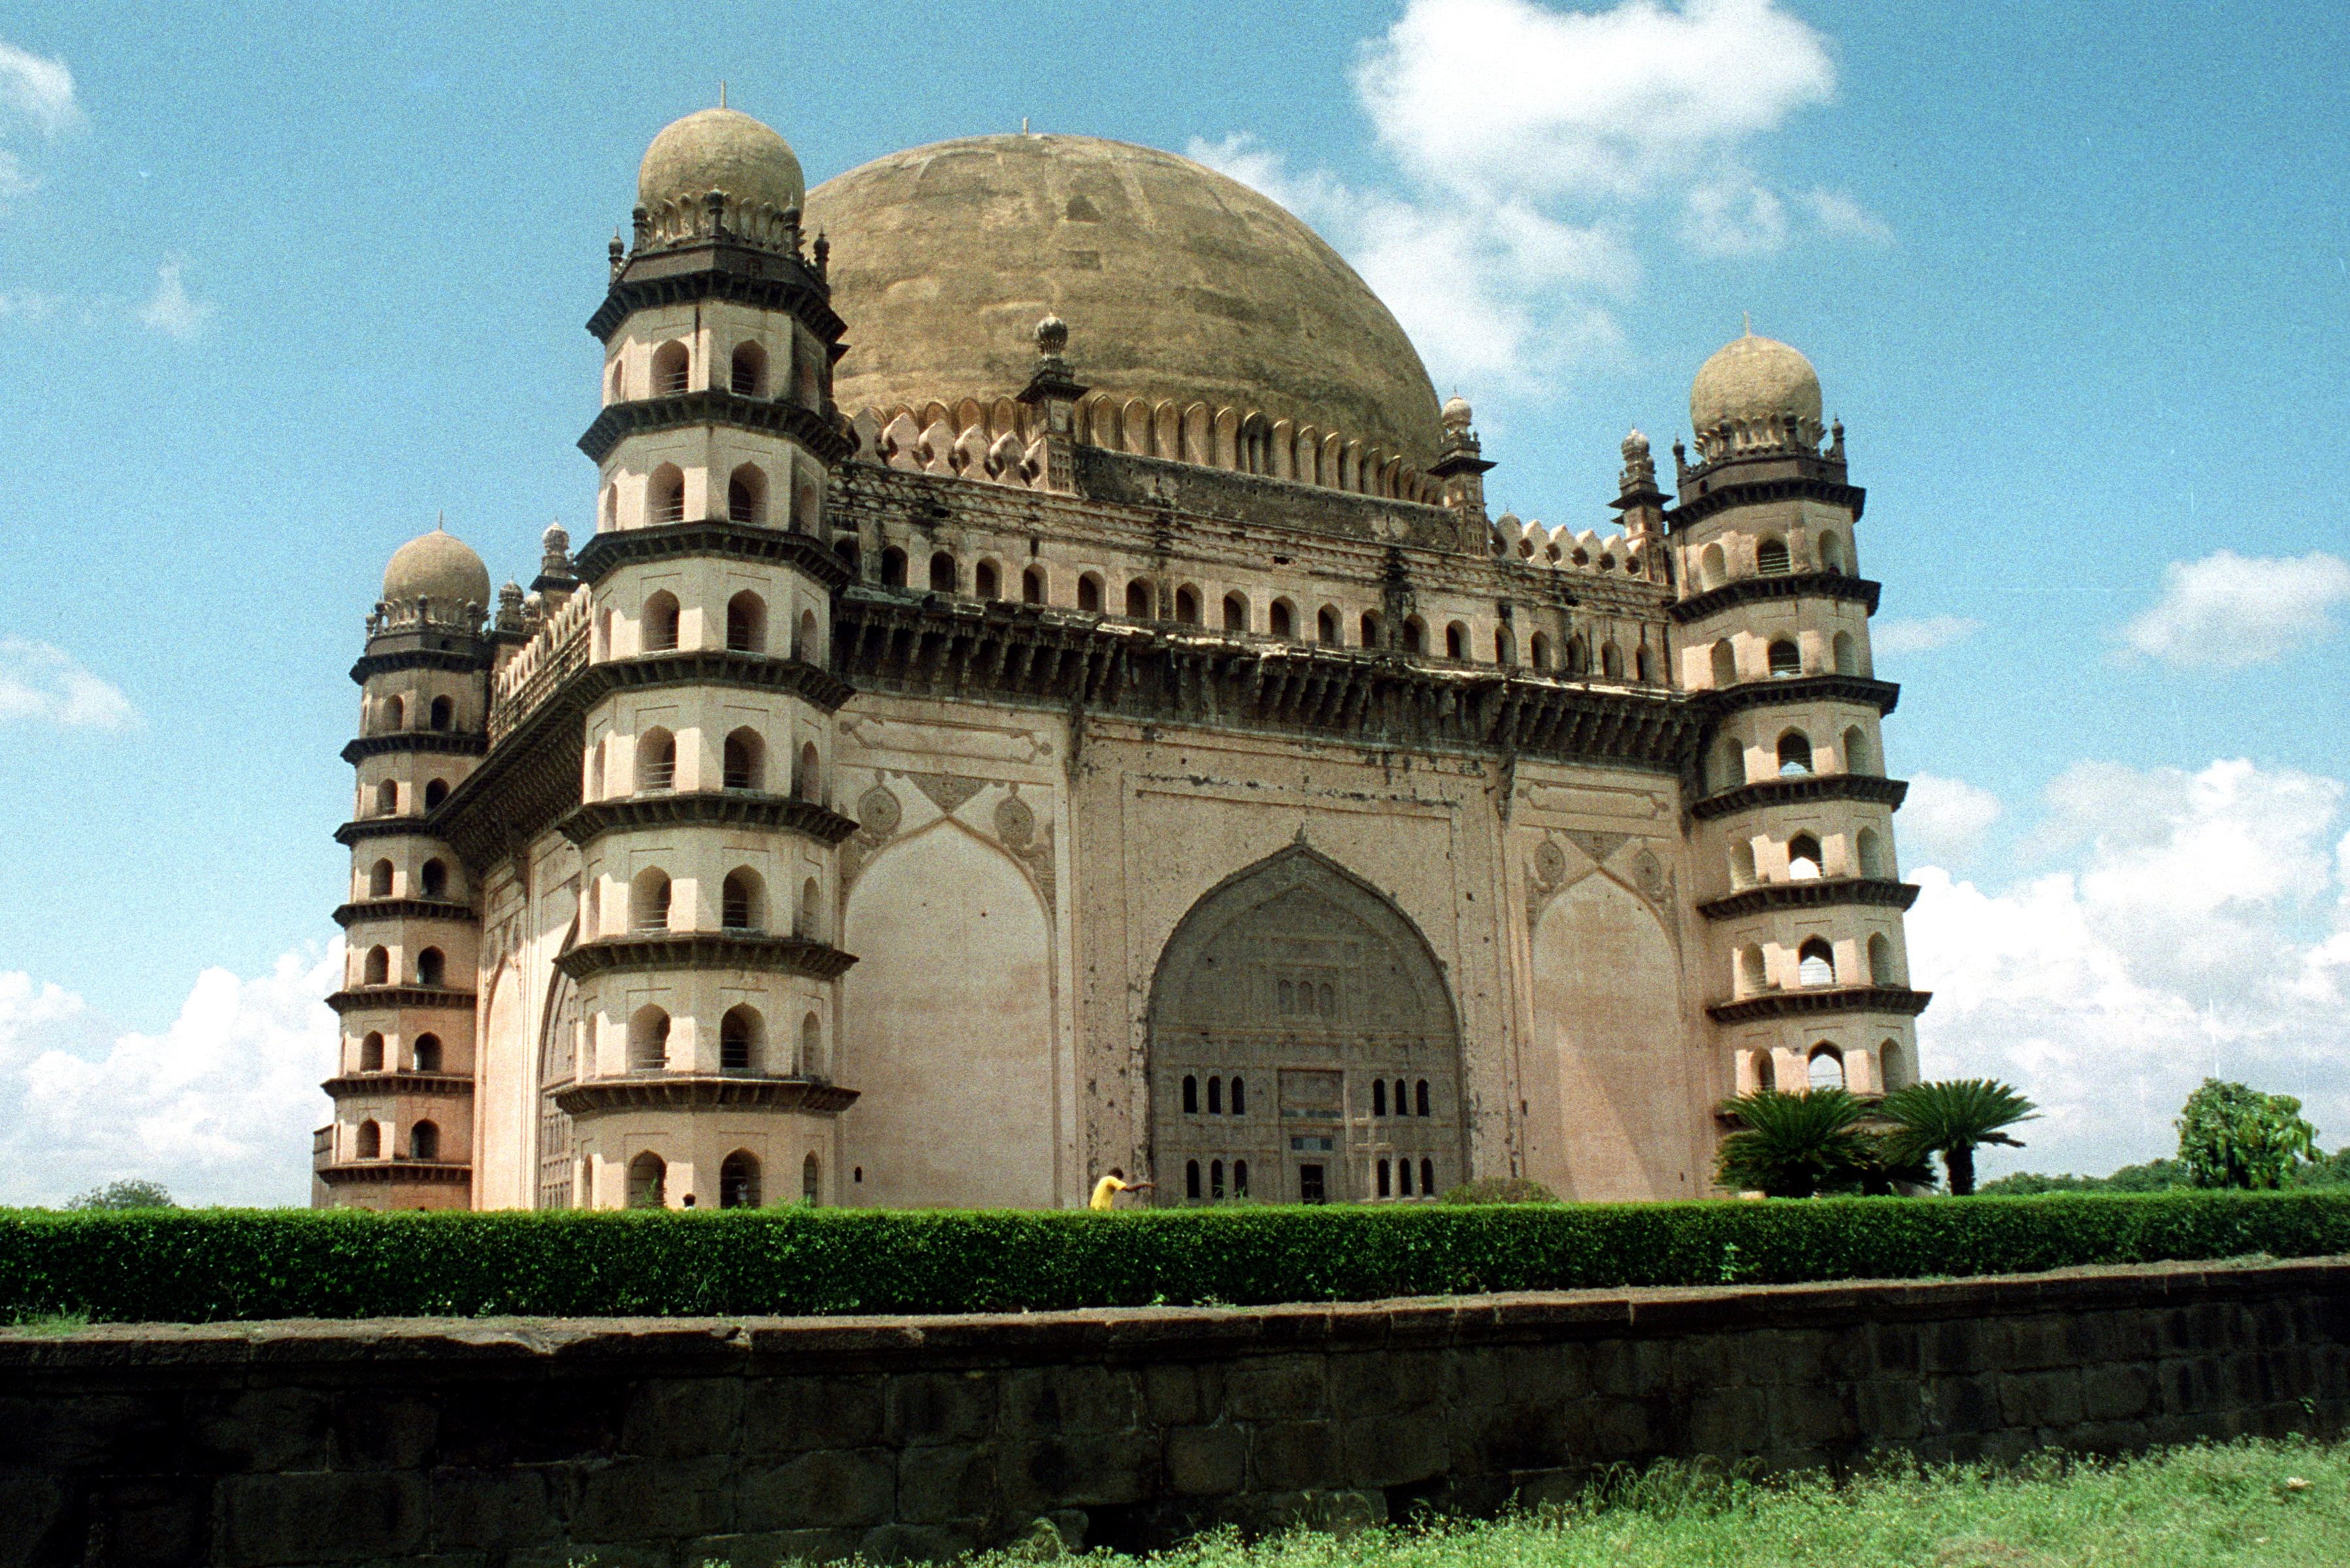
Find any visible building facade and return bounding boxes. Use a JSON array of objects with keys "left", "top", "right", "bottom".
[{"left": 312, "top": 108, "right": 1928, "bottom": 1212}]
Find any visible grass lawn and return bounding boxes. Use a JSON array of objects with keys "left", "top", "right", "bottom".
[{"left": 958, "top": 1438, "right": 2347, "bottom": 1568}]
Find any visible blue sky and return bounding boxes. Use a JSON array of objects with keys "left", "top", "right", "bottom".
[{"left": 1, "top": 1, "right": 2345, "bottom": 1201}]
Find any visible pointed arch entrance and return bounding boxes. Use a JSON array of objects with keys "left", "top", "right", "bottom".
[{"left": 1147, "top": 845, "right": 1465, "bottom": 1205}]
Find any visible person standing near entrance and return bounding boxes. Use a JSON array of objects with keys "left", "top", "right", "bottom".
[{"left": 1089, "top": 1167, "right": 1154, "bottom": 1211}]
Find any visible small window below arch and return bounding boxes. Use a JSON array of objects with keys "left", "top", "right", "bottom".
[
  {"left": 1879, "top": 1037, "right": 1906, "bottom": 1091},
  {"left": 1756, "top": 537, "right": 1791, "bottom": 576},
  {"left": 1797, "top": 937, "right": 1836, "bottom": 987},
  {"left": 428, "top": 695, "right": 454, "bottom": 732},
  {"left": 720, "top": 1149, "right": 761, "bottom": 1207},
  {"left": 1636, "top": 645, "right": 1656, "bottom": 683},
  {"left": 795, "top": 742, "right": 820, "bottom": 804},
  {"left": 374, "top": 779, "right": 399, "bottom": 817},
  {"left": 356, "top": 1120, "right": 381, "bottom": 1159},
  {"left": 1832, "top": 630, "right": 1859, "bottom": 676},
  {"left": 1359, "top": 609, "right": 1383, "bottom": 647},
  {"left": 1397, "top": 1158, "right": 1413, "bottom": 1197},
  {"left": 1768, "top": 639, "right": 1800, "bottom": 678},
  {"left": 798, "top": 1011, "right": 821, "bottom": 1075},
  {"left": 1269, "top": 599, "right": 1295, "bottom": 638},
  {"left": 1402, "top": 615, "right": 1426, "bottom": 653},
  {"left": 1078, "top": 573, "right": 1104, "bottom": 612},
  {"left": 1186, "top": 1159, "right": 1202, "bottom": 1200},
  {"left": 1807, "top": 1043, "right": 1846, "bottom": 1090},
  {"left": 1748, "top": 1049, "right": 1776, "bottom": 1092},
  {"left": 649, "top": 464, "right": 686, "bottom": 525},
  {"left": 1777, "top": 730, "right": 1814, "bottom": 777},
  {"left": 720, "top": 1005, "right": 761, "bottom": 1072},
  {"left": 727, "top": 464, "right": 767, "bottom": 525},
  {"left": 381, "top": 694, "right": 405, "bottom": 732},
  {"left": 1868, "top": 932, "right": 1900, "bottom": 987},
  {"left": 1816, "top": 531, "right": 1848, "bottom": 574},
  {"left": 1530, "top": 630, "right": 1553, "bottom": 670},
  {"left": 1207, "top": 1075, "right": 1223, "bottom": 1115},
  {"left": 803, "top": 1152, "right": 821, "bottom": 1205},
  {"left": 1729, "top": 838, "right": 1759, "bottom": 889},
  {"left": 881, "top": 547, "right": 908, "bottom": 589},
  {"left": 1842, "top": 725, "right": 1874, "bottom": 776},
  {"left": 642, "top": 591, "right": 680, "bottom": 652},
  {"left": 730, "top": 341, "right": 767, "bottom": 398},
  {"left": 1420, "top": 1157, "right": 1435, "bottom": 1196},
  {"left": 1710, "top": 640, "right": 1738, "bottom": 689},
  {"left": 1698, "top": 542, "right": 1728, "bottom": 589},
  {"left": 636, "top": 728, "right": 676, "bottom": 793},
  {"left": 1225, "top": 593, "right": 1249, "bottom": 632},
  {"left": 1174, "top": 585, "right": 1200, "bottom": 625},
  {"left": 1600, "top": 642, "right": 1623, "bottom": 679},
  {"left": 628, "top": 1006, "right": 670, "bottom": 1071},
  {"left": 797, "top": 876, "right": 822, "bottom": 941},
  {"left": 422, "top": 779, "right": 448, "bottom": 810},
  {"left": 1856, "top": 827, "right": 1889, "bottom": 881},
  {"left": 1415, "top": 1079, "right": 1431, "bottom": 1117},
  {"left": 652, "top": 340, "right": 689, "bottom": 395},
  {"left": 413, "top": 1032, "right": 442, "bottom": 1072},
  {"left": 929, "top": 552, "right": 958, "bottom": 594},
  {"left": 1495, "top": 627, "right": 1515, "bottom": 664},
  {"left": 627, "top": 1150, "right": 667, "bottom": 1207},
  {"left": 723, "top": 728, "right": 764, "bottom": 792},
  {"left": 409, "top": 1120, "right": 439, "bottom": 1161},
  {"left": 721, "top": 868, "right": 764, "bottom": 931},
  {"left": 1442, "top": 621, "right": 1465, "bottom": 659},
  {"left": 1317, "top": 606, "right": 1340, "bottom": 645},
  {"left": 1183, "top": 1074, "right": 1199, "bottom": 1114},
  {"left": 1230, "top": 1075, "right": 1246, "bottom": 1115},
  {"left": 1233, "top": 1159, "right": 1249, "bottom": 1196},
  {"left": 726, "top": 592, "right": 767, "bottom": 653},
  {"left": 1736, "top": 945, "right": 1768, "bottom": 995},
  {"left": 368, "top": 859, "right": 394, "bottom": 898},
  {"left": 414, "top": 947, "right": 444, "bottom": 988},
  {"left": 1023, "top": 565, "right": 1047, "bottom": 604},
  {"left": 976, "top": 560, "right": 1001, "bottom": 600},
  {"left": 420, "top": 858, "right": 448, "bottom": 899},
  {"left": 1378, "top": 1158, "right": 1392, "bottom": 1198},
  {"left": 1210, "top": 1159, "right": 1226, "bottom": 1200},
  {"left": 1787, "top": 834, "right": 1824, "bottom": 881},
  {"left": 362, "top": 946, "right": 389, "bottom": 986},
  {"left": 1126, "top": 578, "right": 1153, "bottom": 618},
  {"left": 631, "top": 868, "right": 672, "bottom": 932},
  {"left": 359, "top": 1031, "right": 384, "bottom": 1071},
  {"left": 1372, "top": 1079, "right": 1387, "bottom": 1117}
]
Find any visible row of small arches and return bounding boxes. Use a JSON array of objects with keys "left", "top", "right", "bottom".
[
  {"left": 605, "top": 589, "right": 820, "bottom": 662},
  {"left": 1183, "top": 1158, "right": 1250, "bottom": 1201},
  {"left": 1744, "top": 1041, "right": 1904, "bottom": 1095},
  {"left": 357, "top": 945, "right": 451, "bottom": 988},
  {"left": 1693, "top": 529, "right": 1851, "bottom": 591},
  {"left": 1706, "top": 632, "right": 1866, "bottom": 689},
  {"left": 623, "top": 1148, "right": 823, "bottom": 1209},
  {"left": 1711, "top": 727, "right": 1879, "bottom": 792},
  {"left": 1375, "top": 1158, "right": 1438, "bottom": 1199},
  {"left": 363, "top": 777, "right": 455, "bottom": 818},
  {"left": 1731, "top": 933, "right": 1903, "bottom": 995},
  {"left": 354, "top": 1030, "right": 442, "bottom": 1073},
  {"left": 611, "top": 460, "right": 823, "bottom": 535},
  {"left": 350, "top": 1119, "right": 441, "bottom": 1162},
  {"left": 609, "top": 337, "right": 820, "bottom": 409},
  {"left": 366, "top": 693, "right": 458, "bottom": 736},
  {"left": 1374, "top": 1079, "right": 1434, "bottom": 1118},
  {"left": 1727, "top": 828, "right": 1891, "bottom": 889},
  {"left": 363, "top": 857, "right": 452, "bottom": 900},
  {"left": 880, "top": 548, "right": 1657, "bottom": 679},
  {"left": 590, "top": 866, "right": 825, "bottom": 940},
  {"left": 595, "top": 727, "right": 823, "bottom": 803},
  {"left": 624, "top": 1002, "right": 824, "bottom": 1076},
  {"left": 1180, "top": 1074, "right": 1246, "bottom": 1115}
]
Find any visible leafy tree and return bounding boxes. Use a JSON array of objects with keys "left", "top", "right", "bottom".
[
  {"left": 65, "top": 1179, "right": 176, "bottom": 1211},
  {"left": 1715, "top": 1088, "right": 1874, "bottom": 1198},
  {"left": 1880, "top": 1079, "right": 2038, "bottom": 1196},
  {"left": 1979, "top": 1158, "right": 2189, "bottom": 1196},
  {"left": 1439, "top": 1177, "right": 1559, "bottom": 1204},
  {"left": 2291, "top": 1147, "right": 2350, "bottom": 1189},
  {"left": 2177, "top": 1079, "right": 2319, "bottom": 1190}
]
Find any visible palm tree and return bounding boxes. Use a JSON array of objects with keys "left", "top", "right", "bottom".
[
  {"left": 1881, "top": 1079, "right": 2038, "bottom": 1196},
  {"left": 1715, "top": 1088, "right": 1874, "bottom": 1198}
]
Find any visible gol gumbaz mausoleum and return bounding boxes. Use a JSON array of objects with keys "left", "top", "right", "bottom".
[{"left": 313, "top": 107, "right": 1926, "bottom": 1214}]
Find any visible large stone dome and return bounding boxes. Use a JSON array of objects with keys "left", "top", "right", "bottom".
[
  {"left": 1689, "top": 330, "right": 1823, "bottom": 434},
  {"left": 639, "top": 108, "right": 806, "bottom": 223},
  {"left": 382, "top": 526, "right": 490, "bottom": 609},
  {"left": 804, "top": 135, "right": 1444, "bottom": 466}
]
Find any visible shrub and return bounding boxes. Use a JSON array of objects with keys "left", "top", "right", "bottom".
[
  {"left": 1, "top": 1190, "right": 2345, "bottom": 1325},
  {"left": 1440, "top": 1177, "right": 1559, "bottom": 1204},
  {"left": 63, "top": 1179, "right": 174, "bottom": 1211}
]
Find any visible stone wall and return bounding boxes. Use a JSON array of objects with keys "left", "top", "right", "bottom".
[{"left": 6, "top": 1258, "right": 2345, "bottom": 1568}]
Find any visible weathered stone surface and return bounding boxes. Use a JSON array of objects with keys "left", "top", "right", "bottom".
[
  {"left": 738, "top": 1449, "right": 895, "bottom": 1531},
  {"left": 222, "top": 1473, "right": 429, "bottom": 1565}
]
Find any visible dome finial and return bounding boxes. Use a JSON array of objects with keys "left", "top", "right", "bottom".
[
  {"left": 435, "top": 509, "right": 444, "bottom": 533},
  {"left": 718, "top": 79, "right": 726, "bottom": 110},
  {"left": 1742, "top": 310, "right": 1753, "bottom": 337}
]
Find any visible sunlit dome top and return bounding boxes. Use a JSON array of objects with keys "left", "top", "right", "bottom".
[
  {"left": 1689, "top": 329, "right": 1823, "bottom": 436},
  {"left": 638, "top": 108, "right": 806, "bottom": 224},
  {"left": 382, "top": 525, "right": 490, "bottom": 608}
]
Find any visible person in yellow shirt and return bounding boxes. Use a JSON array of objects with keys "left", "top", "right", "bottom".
[{"left": 1088, "top": 1167, "right": 1154, "bottom": 1211}]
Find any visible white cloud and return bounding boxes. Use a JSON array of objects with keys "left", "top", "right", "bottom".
[
  {"left": 1800, "top": 188, "right": 1894, "bottom": 245},
  {"left": 1901, "top": 773, "right": 2005, "bottom": 864},
  {"left": 0, "top": 41, "right": 82, "bottom": 137},
  {"left": 1909, "top": 758, "right": 2350, "bottom": 1179},
  {"left": 138, "top": 253, "right": 214, "bottom": 340},
  {"left": 1198, "top": 0, "right": 1882, "bottom": 394},
  {"left": 0, "top": 636, "right": 139, "bottom": 729},
  {"left": 2121, "top": 548, "right": 2350, "bottom": 669},
  {"left": 0, "top": 945, "right": 340, "bottom": 1207},
  {"left": 1872, "top": 615, "right": 1982, "bottom": 656}
]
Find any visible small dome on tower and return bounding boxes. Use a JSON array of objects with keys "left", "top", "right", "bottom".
[
  {"left": 382, "top": 525, "right": 491, "bottom": 608},
  {"left": 1440, "top": 394, "right": 1474, "bottom": 432},
  {"left": 1689, "top": 328, "right": 1822, "bottom": 434},
  {"left": 638, "top": 107, "right": 805, "bottom": 222}
]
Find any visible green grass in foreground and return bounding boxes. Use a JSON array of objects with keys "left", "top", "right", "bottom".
[{"left": 931, "top": 1438, "right": 2347, "bottom": 1568}]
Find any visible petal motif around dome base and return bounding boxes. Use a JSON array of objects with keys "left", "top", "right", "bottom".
[{"left": 382, "top": 529, "right": 491, "bottom": 610}]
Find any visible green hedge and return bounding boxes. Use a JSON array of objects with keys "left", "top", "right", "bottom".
[{"left": 3, "top": 1190, "right": 2345, "bottom": 1324}]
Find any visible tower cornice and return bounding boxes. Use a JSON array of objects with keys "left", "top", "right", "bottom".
[
  {"left": 1670, "top": 571, "right": 1881, "bottom": 625},
  {"left": 588, "top": 241, "right": 843, "bottom": 344},
  {"left": 556, "top": 791, "right": 859, "bottom": 850},
  {"left": 1695, "top": 877, "right": 1921, "bottom": 921},
  {"left": 1688, "top": 774, "right": 1910, "bottom": 821},
  {"left": 573, "top": 517, "right": 852, "bottom": 591},
  {"left": 1704, "top": 984, "right": 1931, "bottom": 1024},
  {"left": 578, "top": 389, "right": 856, "bottom": 467},
  {"left": 339, "top": 732, "right": 489, "bottom": 764},
  {"left": 554, "top": 932, "right": 857, "bottom": 983},
  {"left": 325, "top": 985, "right": 478, "bottom": 1015},
  {"left": 1668, "top": 467, "right": 1864, "bottom": 531},
  {"left": 349, "top": 647, "right": 491, "bottom": 684},
  {"left": 1699, "top": 673, "right": 1901, "bottom": 719},
  {"left": 554, "top": 1073, "right": 859, "bottom": 1119},
  {"left": 332, "top": 898, "right": 478, "bottom": 928}
]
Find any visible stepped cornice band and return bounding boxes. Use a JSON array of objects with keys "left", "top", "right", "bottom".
[
  {"left": 325, "top": 986, "right": 480, "bottom": 1016},
  {"left": 333, "top": 819, "right": 458, "bottom": 848},
  {"left": 554, "top": 932, "right": 859, "bottom": 982},
  {"left": 574, "top": 517, "right": 852, "bottom": 591},
  {"left": 1696, "top": 877, "right": 1921, "bottom": 921},
  {"left": 316, "top": 1160, "right": 472, "bottom": 1186},
  {"left": 1704, "top": 985, "right": 1932, "bottom": 1024},
  {"left": 588, "top": 244, "right": 845, "bottom": 344},
  {"left": 349, "top": 647, "right": 490, "bottom": 685},
  {"left": 322, "top": 1072, "right": 477, "bottom": 1096},
  {"left": 557, "top": 791, "right": 859, "bottom": 850},
  {"left": 1670, "top": 572, "right": 1882, "bottom": 625},
  {"left": 1701, "top": 674, "right": 1901, "bottom": 718},
  {"left": 333, "top": 898, "right": 479, "bottom": 929},
  {"left": 578, "top": 389, "right": 856, "bottom": 466},
  {"left": 1668, "top": 472, "right": 1866, "bottom": 531},
  {"left": 1690, "top": 774, "right": 1910, "bottom": 821},
  {"left": 554, "top": 1073, "right": 861, "bottom": 1119},
  {"left": 340, "top": 732, "right": 490, "bottom": 764}
]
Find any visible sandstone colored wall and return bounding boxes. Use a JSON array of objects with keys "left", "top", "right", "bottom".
[{"left": 6, "top": 1259, "right": 2343, "bottom": 1567}]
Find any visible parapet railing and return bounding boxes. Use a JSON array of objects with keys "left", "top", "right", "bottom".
[{"left": 487, "top": 590, "right": 592, "bottom": 745}]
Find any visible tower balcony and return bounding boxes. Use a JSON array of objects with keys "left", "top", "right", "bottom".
[
  {"left": 1704, "top": 984, "right": 1932, "bottom": 1025},
  {"left": 1691, "top": 773, "right": 1909, "bottom": 821}
]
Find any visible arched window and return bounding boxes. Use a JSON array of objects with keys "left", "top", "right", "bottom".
[
  {"left": 1787, "top": 834, "right": 1824, "bottom": 881},
  {"left": 409, "top": 1120, "right": 439, "bottom": 1160},
  {"left": 1416, "top": 1079, "right": 1431, "bottom": 1117},
  {"left": 1229, "top": 1075, "right": 1246, "bottom": 1115},
  {"left": 1358, "top": 610, "right": 1382, "bottom": 647},
  {"left": 1023, "top": 565, "right": 1047, "bottom": 604},
  {"left": 797, "top": 609, "right": 819, "bottom": 661},
  {"left": 423, "top": 779, "right": 448, "bottom": 810},
  {"left": 720, "top": 1005, "right": 761, "bottom": 1072},
  {"left": 730, "top": 341, "right": 767, "bottom": 397},
  {"left": 642, "top": 591, "right": 681, "bottom": 652},
  {"left": 1566, "top": 636, "right": 1591, "bottom": 675},
  {"left": 356, "top": 1120, "right": 381, "bottom": 1159},
  {"left": 628, "top": 1006, "right": 670, "bottom": 1071},
  {"left": 1749, "top": 1049, "right": 1776, "bottom": 1092},
  {"left": 1698, "top": 542, "right": 1728, "bottom": 589},
  {"left": 1394, "top": 1077, "right": 1408, "bottom": 1115},
  {"left": 359, "top": 1031, "right": 384, "bottom": 1071},
  {"left": 368, "top": 859, "right": 394, "bottom": 898},
  {"left": 726, "top": 592, "right": 767, "bottom": 652},
  {"left": 927, "top": 552, "right": 957, "bottom": 594},
  {"left": 1529, "top": 631, "right": 1552, "bottom": 670},
  {"left": 1869, "top": 933, "right": 1899, "bottom": 987},
  {"left": 1768, "top": 639, "right": 1800, "bottom": 678},
  {"left": 1777, "top": 730, "right": 1814, "bottom": 777},
  {"left": 1183, "top": 1075, "right": 1198, "bottom": 1113},
  {"left": 652, "top": 340, "right": 689, "bottom": 395},
  {"left": 1126, "top": 578, "right": 1153, "bottom": 618},
  {"left": 798, "top": 1011, "right": 821, "bottom": 1075},
  {"left": 362, "top": 946, "right": 389, "bottom": 986},
  {"left": 1495, "top": 627, "right": 1515, "bottom": 665},
  {"left": 1600, "top": 642, "right": 1623, "bottom": 679},
  {"left": 803, "top": 1152, "right": 822, "bottom": 1204},
  {"left": 976, "top": 560, "right": 1001, "bottom": 600},
  {"left": 414, "top": 947, "right": 444, "bottom": 988},
  {"left": 797, "top": 876, "right": 821, "bottom": 941},
  {"left": 723, "top": 728, "right": 764, "bottom": 791},
  {"left": 1269, "top": 599, "right": 1295, "bottom": 638},
  {"left": 1377, "top": 1158, "right": 1392, "bottom": 1198},
  {"left": 1797, "top": 938, "right": 1836, "bottom": 987},
  {"left": 1420, "top": 1157, "right": 1435, "bottom": 1196},
  {"left": 881, "top": 547, "right": 908, "bottom": 588},
  {"left": 727, "top": 464, "right": 767, "bottom": 525},
  {"left": 1445, "top": 621, "right": 1468, "bottom": 659},
  {"left": 627, "top": 1151, "right": 667, "bottom": 1208},
  {"left": 636, "top": 728, "right": 676, "bottom": 792},
  {"left": 429, "top": 695, "right": 454, "bottom": 732},
  {"left": 1173, "top": 585, "right": 1201, "bottom": 625},
  {"left": 1842, "top": 725, "right": 1873, "bottom": 776},
  {"left": 720, "top": 868, "right": 763, "bottom": 930},
  {"left": 1317, "top": 606, "right": 1340, "bottom": 645},
  {"left": 1402, "top": 615, "right": 1426, "bottom": 653},
  {"left": 382, "top": 694, "right": 405, "bottom": 732},
  {"left": 720, "top": 1150, "right": 761, "bottom": 1208},
  {"left": 1713, "top": 736, "right": 1746, "bottom": 792},
  {"left": 1816, "top": 531, "right": 1847, "bottom": 574},
  {"left": 1636, "top": 646, "right": 1656, "bottom": 683},
  {"left": 374, "top": 779, "right": 399, "bottom": 817},
  {"left": 1078, "top": 573, "right": 1104, "bottom": 612},
  {"left": 649, "top": 464, "right": 686, "bottom": 525},
  {"left": 631, "top": 868, "right": 672, "bottom": 932},
  {"left": 1832, "top": 630, "right": 1859, "bottom": 676},
  {"left": 1736, "top": 945, "right": 1767, "bottom": 995},
  {"left": 584, "top": 879, "right": 602, "bottom": 936},
  {"left": 1207, "top": 1075, "right": 1223, "bottom": 1115},
  {"left": 1233, "top": 1159, "right": 1249, "bottom": 1196},
  {"left": 795, "top": 742, "right": 820, "bottom": 803},
  {"left": 421, "top": 858, "right": 448, "bottom": 899},
  {"left": 1807, "top": 1044, "right": 1845, "bottom": 1091},
  {"left": 413, "top": 1032, "right": 442, "bottom": 1072},
  {"left": 1398, "top": 1158, "right": 1414, "bottom": 1197},
  {"left": 1879, "top": 1038, "right": 1906, "bottom": 1091},
  {"left": 1756, "top": 537, "right": 1791, "bottom": 576},
  {"left": 1372, "top": 1079, "right": 1387, "bottom": 1117},
  {"left": 601, "top": 482, "right": 618, "bottom": 531},
  {"left": 1210, "top": 1159, "right": 1225, "bottom": 1200},
  {"left": 1856, "top": 828, "right": 1888, "bottom": 881},
  {"left": 1730, "top": 838, "right": 1759, "bottom": 887},
  {"left": 1186, "top": 1159, "right": 1202, "bottom": 1200},
  {"left": 1709, "top": 640, "right": 1738, "bottom": 689},
  {"left": 1225, "top": 593, "right": 1249, "bottom": 632}
]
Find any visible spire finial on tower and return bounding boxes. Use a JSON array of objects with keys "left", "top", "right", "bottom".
[
  {"left": 435, "top": 509, "right": 444, "bottom": 532},
  {"left": 718, "top": 80, "right": 727, "bottom": 109},
  {"left": 1742, "top": 310, "right": 1753, "bottom": 337}
]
